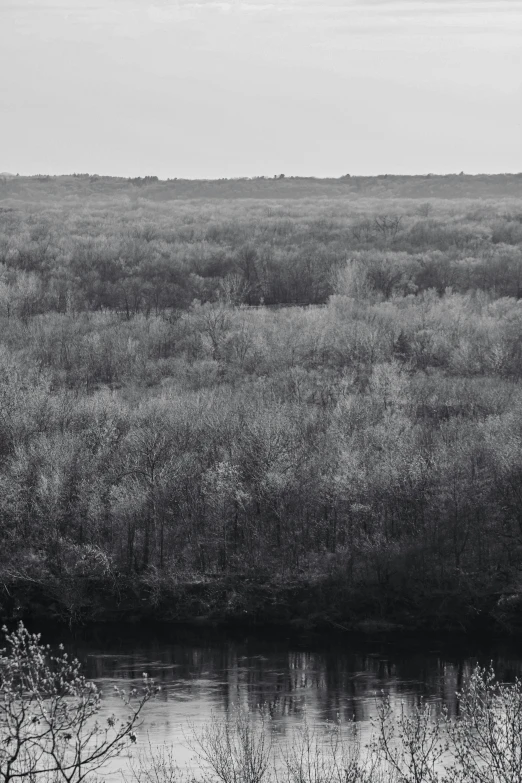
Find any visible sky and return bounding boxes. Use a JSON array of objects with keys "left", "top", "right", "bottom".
[{"left": 0, "top": 0, "right": 521, "bottom": 179}]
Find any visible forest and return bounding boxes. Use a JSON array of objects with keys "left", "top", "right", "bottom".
[{"left": 1, "top": 174, "right": 522, "bottom": 632}]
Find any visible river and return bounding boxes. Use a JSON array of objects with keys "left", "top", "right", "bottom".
[{"left": 52, "top": 625, "right": 522, "bottom": 779}]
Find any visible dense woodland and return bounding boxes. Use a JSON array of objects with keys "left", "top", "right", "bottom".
[{"left": 1, "top": 174, "right": 522, "bottom": 631}]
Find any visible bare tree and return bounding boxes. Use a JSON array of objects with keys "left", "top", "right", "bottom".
[{"left": 0, "top": 622, "right": 156, "bottom": 783}]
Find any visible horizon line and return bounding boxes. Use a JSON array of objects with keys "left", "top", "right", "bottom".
[{"left": 3, "top": 171, "right": 522, "bottom": 181}]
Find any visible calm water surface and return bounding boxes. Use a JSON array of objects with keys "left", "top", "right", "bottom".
[{"left": 54, "top": 625, "right": 522, "bottom": 778}]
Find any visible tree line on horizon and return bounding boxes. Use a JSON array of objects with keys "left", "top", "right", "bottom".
[{"left": 2, "top": 171, "right": 522, "bottom": 202}]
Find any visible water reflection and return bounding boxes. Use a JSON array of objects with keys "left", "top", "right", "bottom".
[{"left": 52, "top": 626, "right": 522, "bottom": 776}]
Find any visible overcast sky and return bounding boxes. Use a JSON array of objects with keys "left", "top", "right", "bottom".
[{"left": 1, "top": 0, "right": 521, "bottom": 178}]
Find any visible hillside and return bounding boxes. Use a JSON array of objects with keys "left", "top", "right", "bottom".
[{"left": 0, "top": 177, "right": 522, "bottom": 634}]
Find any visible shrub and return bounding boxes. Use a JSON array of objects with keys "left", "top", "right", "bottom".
[{"left": 0, "top": 622, "right": 155, "bottom": 783}]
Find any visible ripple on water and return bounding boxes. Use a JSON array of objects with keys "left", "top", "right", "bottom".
[{"left": 48, "top": 627, "right": 522, "bottom": 781}]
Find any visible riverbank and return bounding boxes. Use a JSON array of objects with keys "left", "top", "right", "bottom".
[{"left": 1, "top": 572, "right": 518, "bottom": 637}]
